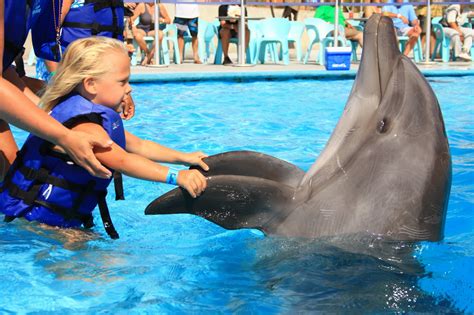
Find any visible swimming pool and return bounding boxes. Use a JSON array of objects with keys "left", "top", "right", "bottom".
[{"left": 1, "top": 75, "right": 472, "bottom": 312}]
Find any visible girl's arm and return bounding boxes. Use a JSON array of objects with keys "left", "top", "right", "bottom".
[
  {"left": 125, "top": 130, "right": 209, "bottom": 171},
  {"left": 0, "top": 78, "right": 113, "bottom": 178},
  {"left": 75, "top": 123, "right": 207, "bottom": 198}
]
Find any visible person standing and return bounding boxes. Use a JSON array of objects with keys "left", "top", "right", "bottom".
[{"left": 174, "top": 0, "right": 201, "bottom": 64}]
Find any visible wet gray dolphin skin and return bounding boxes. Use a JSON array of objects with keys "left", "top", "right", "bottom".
[{"left": 146, "top": 15, "right": 451, "bottom": 241}]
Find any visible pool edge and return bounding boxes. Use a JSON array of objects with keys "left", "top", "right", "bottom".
[{"left": 130, "top": 69, "right": 474, "bottom": 83}]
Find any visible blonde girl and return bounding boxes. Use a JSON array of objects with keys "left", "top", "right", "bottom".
[{"left": 0, "top": 37, "right": 208, "bottom": 238}]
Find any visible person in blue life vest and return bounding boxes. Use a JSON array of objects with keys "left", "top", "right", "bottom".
[
  {"left": 0, "top": 37, "right": 209, "bottom": 239},
  {"left": 32, "top": 0, "right": 136, "bottom": 120},
  {"left": 0, "top": 0, "right": 113, "bottom": 182}
]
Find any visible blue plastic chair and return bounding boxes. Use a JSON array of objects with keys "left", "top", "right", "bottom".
[
  {"left": 303, "top": 18, "right": 350, "bottom": 65},
  {"left": 398, "top": 35, "right": 423, "bottom": 62},
  {"left": 255, "top": 18, "right": 291, "bottom": 65},
  {"left": 431, "top": 17, "right": 452, "bottom": 62},
  {"left": 288, "top": 21, "right": 305, "bottom": 62},
  {"left": 161, "top": 24, "right": 180, "bottom": 64}
]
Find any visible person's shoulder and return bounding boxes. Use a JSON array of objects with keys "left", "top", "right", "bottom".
[{"left": 382, "top": 5, "right": 395, "bottom": 12}]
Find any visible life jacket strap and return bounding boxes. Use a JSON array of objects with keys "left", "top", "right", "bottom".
[
  {"left": 113, "top": 172, "right": 125, "bottom": 200},
  {"left": 98, "top": 192, "right": 119, "bottom": 239},
  {"left": 62, "top": 21, "right": 122, "bottom": 37}
]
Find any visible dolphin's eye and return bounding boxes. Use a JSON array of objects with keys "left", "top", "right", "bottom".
[{"left": 377, "top": 119, "right": 389, "bottom": 134}]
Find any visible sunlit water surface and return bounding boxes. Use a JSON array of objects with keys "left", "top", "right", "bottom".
[{"left": 1, "top": 76, "right": 472, "bottom": 313}]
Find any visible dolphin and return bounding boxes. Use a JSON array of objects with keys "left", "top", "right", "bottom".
[{"left": 145, "top": 15, "right": 451, "bottom": 241}]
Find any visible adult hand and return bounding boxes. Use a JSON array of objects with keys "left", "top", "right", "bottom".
[
  {"left": 183, "top": 151, "right": 209, "bottom": 171},
  {"left": 400, "top": 16, "right": 409, "bottom": 25},
  {"left": 121, "top": 94, "right": 135, "bottom": 120},
  {"left": 58, "top": 130, "right": 113, "bottom": 179},
  {"left": 177, "top": 169, "right": 207, "bottom": 198}
]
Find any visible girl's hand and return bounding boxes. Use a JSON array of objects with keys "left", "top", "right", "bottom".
[
  {"left": 183, "top": 151, "right": 209, "bottom": 171},
  {"left": 177, "top": 169, "right": 207, "bottom": 198},
  {"left": 120, "top": 94, "right": 135, "bottom": 120}
]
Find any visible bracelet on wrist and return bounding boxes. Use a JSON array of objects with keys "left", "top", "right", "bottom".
[{"left": 166, "top": 169, "right": 179, "bottom": 185}]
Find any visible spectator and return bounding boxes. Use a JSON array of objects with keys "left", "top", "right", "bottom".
[
  {"left": 174, "top": 1, "right": 201, "bottom": 64},
  {"left": 218, "top": 4, "right": 250, "bottom": 65},
  {"left": 314, "top": 5, "right": 363, "bottom": 47},
  {"left": 364, "top": 0, "right": 381, "bottom": 19},
  {"left": 131, "top": 2, "right": 171, "bottom": 65},
  {"left": 416, "top": 1, "right": 442, "bottom": 58},
  {"left": 382, "top": 0, "right": 421, "bottom": 57},
  {"left": 440, "top": 4, "right": 472, "bottom": 61}
]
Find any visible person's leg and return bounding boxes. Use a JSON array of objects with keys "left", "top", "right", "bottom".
[
  {"left": 220, "top": 28, "right": 231, "bottom": 60},
  {"left": 444, "top": 27, "right": 462, "bottom": 58},
  {"left": 345, "top": 27, "right": 363, "bottom": 47},
  {"left": 143, "top": 30, "right": 163, "bottom": 64},
  {"left": 188, "top": 18, "right": 201, "bottom": 64},
  {"left": 133, "top": 28, "right": 149, "bottom": 63},
  {"left": 403, "top": 27, "right": 421, "bottom": 56},
  {"left": 460, "top": 27, "right": 472, "bottom": 55}
]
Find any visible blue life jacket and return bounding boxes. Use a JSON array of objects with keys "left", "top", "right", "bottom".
[
  {"left": 3, "top": 0, "right": 30, "bottom": 70},
  {"left": 30, "top": 0, "right": 64, "bottom": 62},
  {"left": 0, "top": 94, "right": 126, "bottom": 238},
  {"left": 3, "top": 0, "right": 62, "bottom": 71},
  {"left": 61, "top": 0, "right": 124, "bottom": 50}
]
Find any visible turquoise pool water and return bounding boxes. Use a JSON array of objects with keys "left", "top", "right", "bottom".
[{"left": 1, "top": 76, "right": 472, "bottom": 313}]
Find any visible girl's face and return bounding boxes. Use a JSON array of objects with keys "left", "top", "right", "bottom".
[{"left": 93, "top": 50, "right": 132, "bottom": 112}]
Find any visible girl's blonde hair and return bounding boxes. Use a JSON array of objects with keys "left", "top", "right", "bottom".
[{"left": 40, "top": 36, "right": 129, "bottom": 112}]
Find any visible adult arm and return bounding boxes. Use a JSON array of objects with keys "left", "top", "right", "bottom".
[
  {"left": 130, "top": 3, "right": 144, "bottom": 26},
  {"left": 124, "top": 130, "right": 209, "bottom": 170},
  {"left": 74, "top": 122, "right": 207, "bottom": 198},
  {"left": 0, "top": 0, "right": 4, "bottom": 74},
  {"left": 159, "top": 4, "right": 171, "bottom": 24},
  {"left": 0, "top": 78, "right": 113, "bottom": 178}
]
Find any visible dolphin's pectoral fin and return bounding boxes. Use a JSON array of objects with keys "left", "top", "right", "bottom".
[
  {"left": 145, "top": 175, "right": 295, "bottom": 233},
  {"left": 190, "top": 151, "right": 305, "bottom": 187}
]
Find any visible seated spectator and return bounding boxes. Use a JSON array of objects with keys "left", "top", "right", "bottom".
[
  {"left": 314, "top": 5, "right": 363, "bottom": 47},
  {"left": 440, "top": 4, "right": 472, "bottom": 61},
  {"left": 382, "top": 0, "right": 421, "bottom": 57},
  {"left": 416, "top": 2, "right": 442, "bottom": 58},
  {"left": 218, "top": 4, "right": 250, "bottom": 65},
  {"left": 131, "top": 2, "right": 171, "bottom": 65},
  {"left": 364, "top": 0, "right": 381, "bottom": 19},
  {"left": 174, "top": 2, "right": 201, "bottom": 64}
]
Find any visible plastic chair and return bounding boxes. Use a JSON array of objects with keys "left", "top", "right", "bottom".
[
  {"left": 288, "top": 21, "right": 305, "bottom": 62},
  {"left": 161, "top": 24, "right": 180, "bottom": 64},
  {"left": 431, "top": 17, "right": 452, "bottom": 62},
  {"left": 200, "top": 20, "right": 218, "bottom": 63},
  {"left": 303, "top": 18, "right": 350, "bottom": 65},
  {"left": 254, "top": 18, "right": 291, "bottom": 65},
  {"left": 398, "top": 36, "right": 423, "bottom": 63}
]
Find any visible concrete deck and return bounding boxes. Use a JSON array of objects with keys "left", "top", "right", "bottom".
[{"left": 24, "top": 59, "right": 474, "bottom": 83}]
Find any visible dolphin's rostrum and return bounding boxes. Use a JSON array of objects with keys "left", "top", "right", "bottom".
[{"left": 145, "top": 15, "right": 451, "bottom": 241}]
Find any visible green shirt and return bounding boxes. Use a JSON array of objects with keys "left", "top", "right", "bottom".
[{"left": 314, "top": 6, "right": 346, "bottom": 25}]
